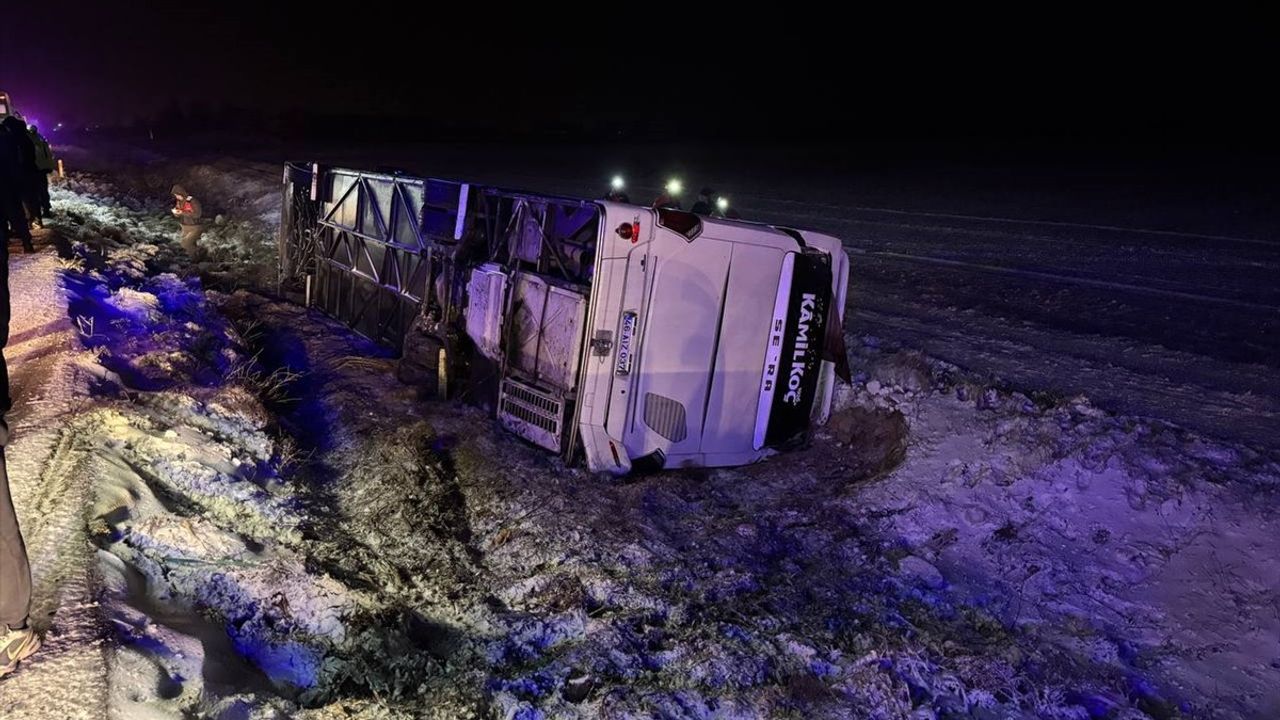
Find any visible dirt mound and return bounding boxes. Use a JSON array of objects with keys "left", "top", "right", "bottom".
[{"left": 824, "top": 405, "right": 909, "bottom": 478}]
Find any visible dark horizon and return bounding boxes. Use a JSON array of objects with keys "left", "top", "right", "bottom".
[{"left": 2, "top": 5, "right": 1275, "bottom": 151}]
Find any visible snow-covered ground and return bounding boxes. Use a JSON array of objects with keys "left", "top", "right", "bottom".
[
  {"left": 0, "top": 145, "right": 1276, "bottom": 719},
  {"left": 1, "top": 248, "right": 112, "bottom": 720}
]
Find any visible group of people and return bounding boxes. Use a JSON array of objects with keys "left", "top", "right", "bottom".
[
  {"left": 605, "top": 180, "right": 740, "bottom": 220},
  {"left": 652, "top": 185, "right": 740, "bottom": 219},
  {"left": 0, "top": 113, "right": 55, "bottom": 253},
  {"left": 0, "top": 108, "right": 50, "bottom": 679}
]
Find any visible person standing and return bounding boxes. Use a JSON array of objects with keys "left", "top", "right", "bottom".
[
  {"left": 28, "top": 124, "right": 55, "bottom": 217},
  {"left": 651, "top": 179, "right": 684, "bottom": 210},
  {"left": 1, "top": 116, "right": 38, "bottom": 224},
  {"left": 170, "top": 185, "right": 205, "bottom": 258},
  {"left": 690, "top": 186, "right": 717, "bottom": 216},
  {"left": 0, "top": 117, "right": 34, "bottom": 252}
]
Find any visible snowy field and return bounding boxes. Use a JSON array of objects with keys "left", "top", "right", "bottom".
[{"left": 0, "top": 142, "right": 1276, "bottom": 719}]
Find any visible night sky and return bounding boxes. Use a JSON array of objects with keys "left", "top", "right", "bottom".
[{"left": 1, "top": 5, "right": 1272, "bottom": 146}]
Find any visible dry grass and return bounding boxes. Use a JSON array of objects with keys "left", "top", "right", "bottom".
[
  {"left": 274, "top": 435, "right": 314, "bottom": 474},
  {"left": 226, "top": 355, "right": 305, "bottom": 405},
  {"left": 334, "top": 355, "right": 398, "bottom": 374},
  {"left": 57, "top": 256, "right": 87, "bottom": 273}
]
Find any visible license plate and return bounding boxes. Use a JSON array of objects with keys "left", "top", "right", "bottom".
[{"left": 615, "top": 311, "right": 637, "bottom": 375}]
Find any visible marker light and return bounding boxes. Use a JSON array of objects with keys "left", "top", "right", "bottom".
[
  {"left": 665, "top": 179, "right": 683, "bottom": 195},
  {"left": 716, "top": 197, "right": 729, "bottom": 212},
  {"left": 611, "top": 175, "right": 625, "bottom": 190}
]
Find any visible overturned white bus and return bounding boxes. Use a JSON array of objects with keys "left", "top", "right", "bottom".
[{"left": 277, "top": 165, "right": 850, "bottom": 474}]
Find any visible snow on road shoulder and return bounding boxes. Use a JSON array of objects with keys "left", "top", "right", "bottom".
[
  {"left": 837, "top": 344, "right": 1280, "bottom": 717},
  {"left": 1, "top": 249, "right": 111, "bottom": 720},
  {"left": 33, "top": 182, "right": 471, "bottom": 718}
]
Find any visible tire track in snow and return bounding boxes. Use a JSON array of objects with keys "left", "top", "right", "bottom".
[
  {"left": 0, "top": 248, "right": 109, "bottom": 720},
  {"left": 849, "top": 301, "right": 1280, "bottom": 449},
  {"left": 848, "top": 247, "right": 1280, "bottom": 313},
  {"left": 749, "top": 196, "right": 1280, "bottom": 247}
]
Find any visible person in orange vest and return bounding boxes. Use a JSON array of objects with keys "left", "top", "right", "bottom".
[
  {"left": 651, "top": 179, "right": 684, "bottom": 210},
  {"left": 170, "top": 184, "right": 204, "bottom": 258}
]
